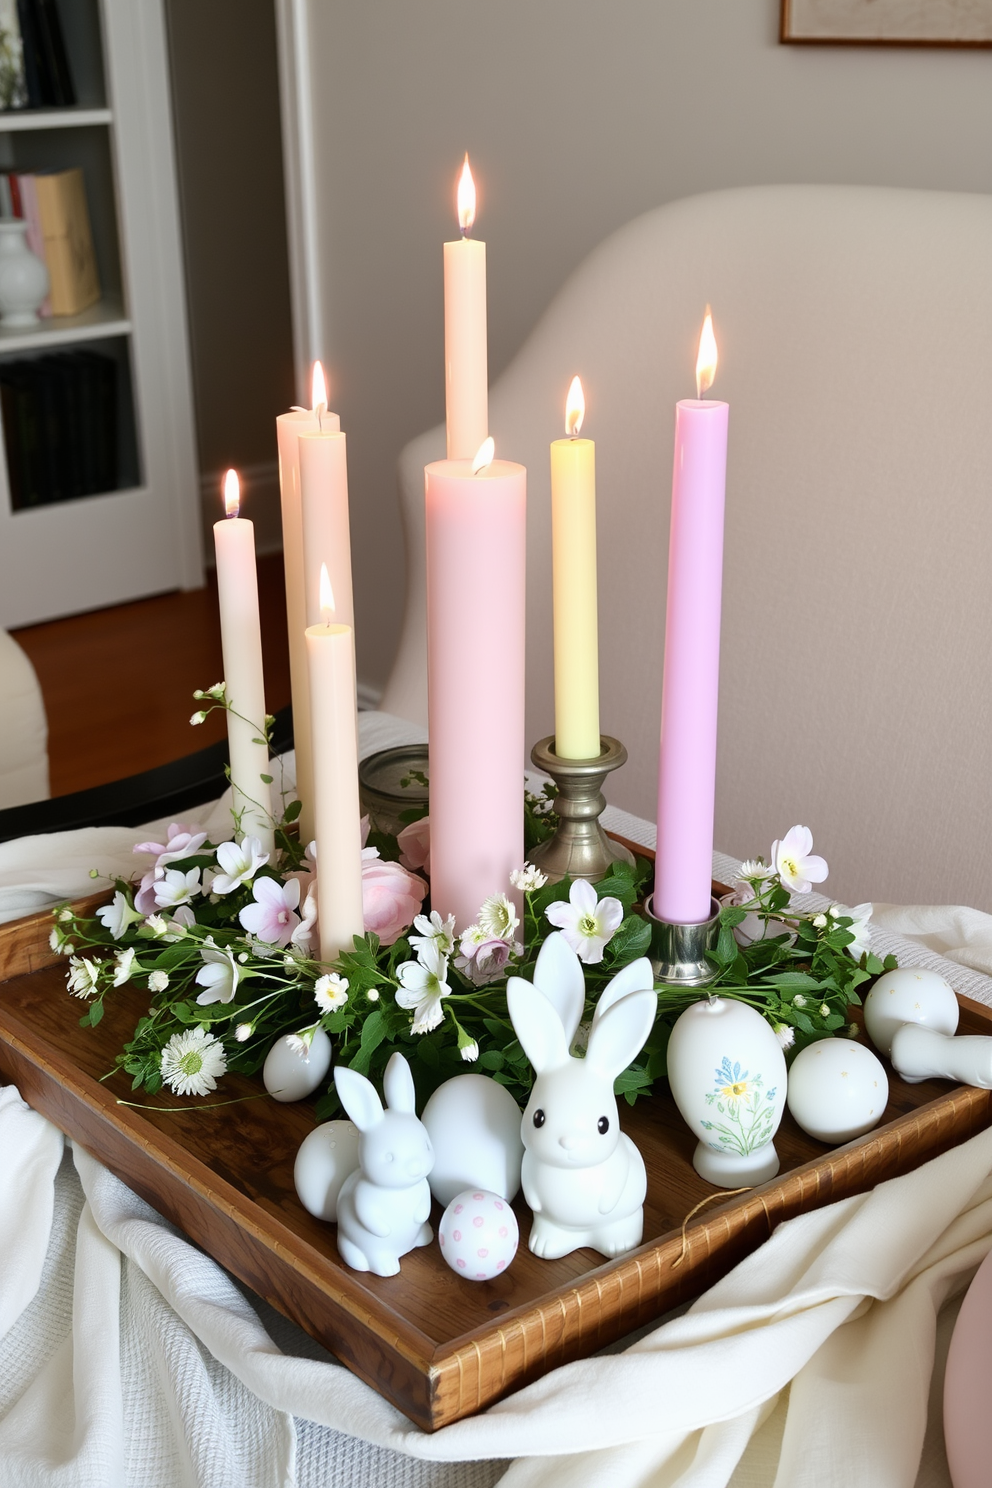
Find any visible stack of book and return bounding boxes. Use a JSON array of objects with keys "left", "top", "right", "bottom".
[
  {"left": 0, "top": 166, "right": 100, "bottom": 317},
  {"left": 0, "top": 349, "right": 118, "bottom": 509},
  {"left": 0, "top": 0, "right": 74, "bottom": 111}
]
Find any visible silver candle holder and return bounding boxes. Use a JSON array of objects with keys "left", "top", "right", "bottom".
[
  {"left": 526, "top": 735, "right": 635, "bottom": 883},
  {"left": 642, "top": 893, "right": 721, "bottom": 987}
]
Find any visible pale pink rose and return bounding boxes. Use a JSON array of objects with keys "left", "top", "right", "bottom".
[
  {"left": 397, "top": 816, "right": 430, "bottom": 877},
  {"left": 361, "top": 848, "right": 427, "bottom": 946}
]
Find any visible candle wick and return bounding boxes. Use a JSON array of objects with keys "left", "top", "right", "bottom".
[{"left": 460, "top": 225, "right": 471, "bottom": 241}]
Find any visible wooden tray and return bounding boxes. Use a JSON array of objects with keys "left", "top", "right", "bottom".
[{"left": 1, "top": 886, "right": 991, "bottom": 1432}]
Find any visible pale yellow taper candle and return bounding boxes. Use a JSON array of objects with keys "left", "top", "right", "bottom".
[
  {"left": 550, "top": 376, "right": 600, "bottom": 759},
  {"left": 444, "top": 155, "right": 488, "bottom": 459},
  {"left": 305, "top": 564, "right": 364, "bottom": 962},
  {"left": 213, "top": 470, "right": 274, "bottom": 850},
  {"left": 276, "top": 361, "right": 341, "bottom": 845}
]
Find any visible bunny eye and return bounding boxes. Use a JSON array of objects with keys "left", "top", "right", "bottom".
[
  {"left": 597, "top": 1116, "right": 610, "bottom": 1134},
  {"left": 532, "top": 1109, "right": 546, "bottom": 1128}
]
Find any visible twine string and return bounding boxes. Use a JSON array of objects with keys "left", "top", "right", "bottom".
[{"left": 672, "top": 1186, "right": 753, "bottom": 1268}]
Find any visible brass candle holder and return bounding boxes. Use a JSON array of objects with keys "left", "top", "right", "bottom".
[
  {"left": 641, "top": 893, "right": 721, "bottom": 987},
  {"left": 526, "top": 735, "right": 635, "bottom": 883}
]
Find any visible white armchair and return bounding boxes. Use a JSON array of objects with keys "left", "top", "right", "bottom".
[{"left": 380, "top": 184, "right": 992, "bottom": 912}]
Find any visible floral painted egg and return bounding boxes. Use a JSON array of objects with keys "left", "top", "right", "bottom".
[
  {"left": 263, "top": 1028, "right": 332, "bottom": 1102},
  {"left": 421, "top": 1073, "right": 524, "bottom": 1206},
  {"left": 786, "top": 1038, "right": 889, "bottom": 1144},
  {"left": 864, "top": 967, "right": 959, "bottom": 1057},
  {"left": 438, "top": 1189, "right": 519, "bottom": 1281},
  {"left": 294, "top": 1119, "right": 360, "bottom": 1221}
]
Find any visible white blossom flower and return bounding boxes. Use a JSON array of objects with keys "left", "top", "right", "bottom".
[
  {"left": 409, "top": 910, "right": 456, "bottom": 958},
  {"left": 190, "top": 710, "right": 208, "bottom": 726},
  {"left": 771, "top": 826, "right": 829, "bottom": 895},
  {"left": 510, "top": 864, "right": 548, "bottom": 893},
  {"left": 66, "top": 957, "right": 101, "bottom": 999},
  {"left": 367, "top": 988, "right": 380, "bottom": 1002},
  {"left": 49, "top": 927, "right": 60, "bottom": 952},
  {"left": 192, "top": 682, "right": 227, "bottom": 702},
  {"left": 842, "top": 903, "right": 873, "bottom": 961},
  {"left": 774, "top": 1024, "right": 795, "bottom": 1049},
  {"left": 96, "top": 889, "right": 144, "bottom": 940},
  {"left": 793, "top": 994, "right": 807, "bottom": 1008},
  {"left": 395, "top": 942, "right": 450, "bottom": 1033},
  {"left": 314, "top": 972, "right": 349, "bottom": 1012},
  {"left": 210, "top": 836, "right": 270, "bottom": 895},
  {"left": 58, "top": 907, "right": 74, "bottom": 923},
  {"left": 286, "top": 1029, "right": 316, "bottom": 1058},
  {"left": 234, "top": 1023, "right": 253, "bottom": 1042},
  {"left": 194, "top": 945, "right": 240, "bottom": 1005},
  {"left": 737, "top": 859, "right": 774, "bottom": 883},
  {"left": 812, "top": 914, "right": 827, "bottom": 929},
  {"left": 143, "top": 914, "right": 169, "bottom": 938},
  {"left": 160, "top": 1028, "right": 227, "bottom": 1097},
  {"left": 478, "top": 893, "right": 520, "bottom": 942},
  {"left": 153, "top": 867, "right": 201, "bottom": 911},
  {"left": 545, "top": 879, "right": 624, "bottom": 964},
  {"left": 112, "top": 947, "right": 137, "bottom": 987},
  {"left": 148, "top": 970, "right": 170, "bottom": 993},
  {"left": 819, "top": 1003, "right": 830, "bottom": 1018},
  {"left": 460, "top": 1039, "right": 480, "bottom": 1062}
]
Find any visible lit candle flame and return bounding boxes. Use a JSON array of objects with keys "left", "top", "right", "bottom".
[
  {"left": 457, "top": 153, "right": 476, "bottom": 236},
  {"left": 311, "top": 360, "right": 328, "bottom": 415},
  {"left": 223, "top": 468, "right": 240, "bottom": 517},
  {"left": 319, "top": 562, "right": 335, "bottom": 624},
  {"left": 696, "top": 306, "right": 718, "bottom": 399},
  {"left": 565, "top": 375, "right": 585, "bottom": 437},
  {"left": 471, "top": 436, "right": 495, "bottom": 474}
]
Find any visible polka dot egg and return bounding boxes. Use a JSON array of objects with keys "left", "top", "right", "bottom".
[{"left": 438, "top": 1189, "right": 519, "bottom": 1281}]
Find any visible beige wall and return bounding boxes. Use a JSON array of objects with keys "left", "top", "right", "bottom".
[
  {"left": 302, "top": 0, "right": 992, "bottom": 693},
  {"left": 164, "top": 0, "right": 295, "bottom": 554}
]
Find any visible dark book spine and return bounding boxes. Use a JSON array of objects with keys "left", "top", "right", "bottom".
[
  {"left": 35, "top": 0, "right": 71, "bottom": 105},
  {"left": 14, "top": 0, "right": 43, "bottom": 108},
  {"left": 0, "top": 379, "right": 25, "bottom": 510}
]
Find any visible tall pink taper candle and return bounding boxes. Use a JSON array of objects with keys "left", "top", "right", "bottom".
[
  {"left": 654, "top": 310, "right": 728, "bottom": 924},
  {"left": 426, "top": 441, "right": 526, "bottom": 928}
]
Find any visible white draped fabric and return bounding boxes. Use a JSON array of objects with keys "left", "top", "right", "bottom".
[{"left": 1, "top": 714, "right": 991, "bottom": 1487}]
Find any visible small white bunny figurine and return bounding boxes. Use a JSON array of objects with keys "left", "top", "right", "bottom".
[
  {"left": 333, "top": 1052, "right": 435, "bottom": 1276},
  {"left": 506, "top": 932, "right": 657, "bottom": 1260}
]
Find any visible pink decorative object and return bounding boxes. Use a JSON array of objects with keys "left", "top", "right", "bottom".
[
  {"left": 438, "top": 1188, "right": 519, "bottom": 1281},
  {"left": 360, "top": 852, "right": 427, "bottom": 946},
  {"left": 945, "top": 1243, "right": 992, "bottom": 1488},
  {"left": 397, "top": 816, "right": 431, "bottom": 876},
  {"left": 444, "top": 156, "right": 487, "bottom": 459},
  {"left": 425, "top": 453, "right": 526, "bottom": 930},
  {"left": 654, "top": 311, "right": 729, "bottom": 924}
]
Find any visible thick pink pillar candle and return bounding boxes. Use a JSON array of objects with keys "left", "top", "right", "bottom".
[
  {"left": 654, "top": 397, "right": 729, "bottom": 923},
  {"left": 426, "top": 456, "right": 526, "bottom": 929}
]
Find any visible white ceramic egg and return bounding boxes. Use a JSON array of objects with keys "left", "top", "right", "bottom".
[
  {"left": 864, "top": 968, "right": 958, "bottom": 1057},
  {"left": 263, "top": 1028, "right": 332, "bottom": 1102},
  {"left": 421, "top": 1073, "right": 524, "bottom": 1206},
  {"left": 294, "top": 1120, "right": 360, "bottom": 1221},
  {"left": 438, "top": 1189, "right": 519, "bottom": 1281},
  {"left": 786, "top": 1038, "right": 889, "bottom": 1143}
]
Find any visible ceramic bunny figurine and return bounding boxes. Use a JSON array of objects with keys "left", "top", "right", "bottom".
[
  {"left": 506, "top": 932, "right": 657, "bottom": 1260},
  {"left": 332, "top": 1052, "right": 435, "bottom": 1276}
]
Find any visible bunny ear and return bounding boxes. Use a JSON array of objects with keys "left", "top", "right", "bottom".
[
  {"left": 333, "top": 1065, "right": 385, "bottom": 1132},
  {"left": 507, "top": 976, "right": 571, "bottom": 1074},
  {"left": 592, "top": 957, "right": 655, "bottom": 1028},
  {"left": 382, "top": 1051, "right": 416, "bottom": 1113},
  {"left": 533, "top": 931, "right": 586, "bottom": 1047},
  {"left": 585, "top": 988, "right": 657, "bottom": 1080}
]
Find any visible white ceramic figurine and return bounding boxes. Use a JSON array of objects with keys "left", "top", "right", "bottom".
[
  {"left": 332, "top": 1052, "right": 435, "bottom": 1276},
  {"left": 506, "top": 932, "right": 657, "bottom": 1260}
]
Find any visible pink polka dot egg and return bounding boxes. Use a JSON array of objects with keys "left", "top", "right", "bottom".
[{"left": 438, "top": 1188, "right": 519, "bottom": 1282}]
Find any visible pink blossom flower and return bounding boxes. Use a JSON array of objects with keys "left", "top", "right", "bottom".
[
  {"left": 133, "top": 823, "right": 207, "bottom": 870},
  {"left": 134, "top": 869, "right": 160, "bottom": 915},
  {"left": 456, "top": 935, "right": 516, "bottom": 986},
  {"left": 238, "top": 875, "right": 302, "bottom": 947},
  {"left": 397, "top": 816, "right": 431, "bottom": 877},
  {"left": 361, "top": 848, "right": 427, "bottom": 946}
]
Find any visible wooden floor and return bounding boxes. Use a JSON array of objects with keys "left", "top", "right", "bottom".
[{"left": 11, "top": 556, "right": 292, "bottom": 798}]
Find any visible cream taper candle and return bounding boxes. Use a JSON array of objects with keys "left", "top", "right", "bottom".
[
  {"left": 213, "top": 470, "right": 274, "bottom": 851},
  {"left": 551, "top": 375, "right": 600, "bottom": 760},
  {"left": 444, "top": 155, "right": 488, "bottom": 459},
  {"left": 299, "top": 427, "right": 354, "bottom": 631},
  {"left": 276, "top": 361, "right": 341, "bottom": 845},
  {"left": 305, "top": 564, "right": 364, "bottom": 962}
]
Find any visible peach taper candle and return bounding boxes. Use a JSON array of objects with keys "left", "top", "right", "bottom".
[{"left": 444, "top": 155, "right": 488, "bottom": 460}]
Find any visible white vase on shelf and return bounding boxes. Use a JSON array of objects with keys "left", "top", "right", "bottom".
[
  {"left": 0, "top": 221, "right": 49, "bottom": 327},
  {"left": 667, "top": 997, "right": 787, "bottom": 1188}
]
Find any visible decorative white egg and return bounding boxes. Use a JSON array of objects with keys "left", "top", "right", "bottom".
[
  {"left": 263, "top": 1028, "right": 332, "bottom": 1102},
  {"left": 438, "top": 1189, "right": 519, "bottom": 1281},
  {"left": 294, "top": 1120, "right": 360, "bottom": 1221},
  {"left": 864, "top": 968, "right": 958, "bottom": 1057},
  {"left": 786, "top": 1038, "right": 889, "bottom": 1143},
  {"left": 421, "top": 1073, "right": 524, "bottom": 1207}
]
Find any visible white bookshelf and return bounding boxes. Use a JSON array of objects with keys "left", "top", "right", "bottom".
[{"left": 0, "top": 0, "right": 203, "bottom": 629}]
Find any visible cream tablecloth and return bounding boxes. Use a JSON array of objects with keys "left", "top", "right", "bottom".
[{"left": 2, "top": 712, "right": 991, "bottom": 1488}]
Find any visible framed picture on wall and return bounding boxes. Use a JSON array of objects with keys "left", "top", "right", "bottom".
[{"left": 781, "top": 0, "right": 992, "bottom": 45}]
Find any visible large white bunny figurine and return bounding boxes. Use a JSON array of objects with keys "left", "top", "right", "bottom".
[
  {"left": 333, "top": 1051, "right": 435, "bottom": 1276},
  {"left": 506, "top": 932, "right": 657, "bottom": 1260}
]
